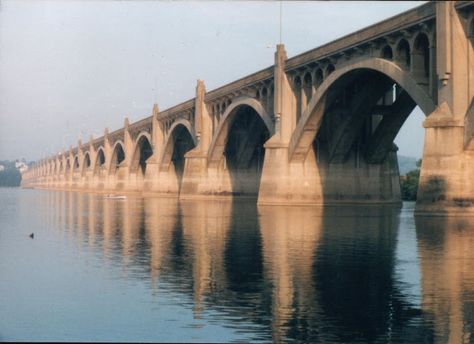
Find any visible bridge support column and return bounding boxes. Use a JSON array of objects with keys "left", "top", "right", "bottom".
[
  {"left": 416, "top": 2, "right": 474, "bottom": 215},
  {"left": 82, "top": 136, "right": 94, "bottom": 191},
  {"left": 258, "top": 145, "right": 325, "bottom": 205},
  {"left": 259, "top": 44, "right": 321, "bottom": 204},
  {"left": 416, "top": 105, "right": 473, "bottom": 215},
  {"left": 180, "top": 80, "right": 217, "bottom": 197},
  {"left": 133, "top": 104, "right": 161, "bottom": 193}
]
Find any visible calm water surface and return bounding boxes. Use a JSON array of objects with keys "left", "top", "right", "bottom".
[{"left": 1, "top": 188, "right": 474, "bottom": 343}]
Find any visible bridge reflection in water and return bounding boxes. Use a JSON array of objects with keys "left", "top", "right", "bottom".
[{"left": 44, "top": 191, "right": 474, "bottom": 342}]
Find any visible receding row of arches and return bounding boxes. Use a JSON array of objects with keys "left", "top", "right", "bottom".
[
  {"left": 51, "top": 136, "right": 149, "bottom": 177},
  {"left": 379, "top": 33, "right": 431, "bottom": 81},
  {"left": 35, "top": 50, "right": 436, "bottom": 201}
]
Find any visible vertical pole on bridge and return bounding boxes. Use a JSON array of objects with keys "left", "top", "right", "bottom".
[{"left": 271, "top": 44, "right": 295, "bottom": 144}]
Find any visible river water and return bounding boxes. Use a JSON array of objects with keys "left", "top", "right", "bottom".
[{"left": 1, "top": 188, "right": 473, "bottom": 343}]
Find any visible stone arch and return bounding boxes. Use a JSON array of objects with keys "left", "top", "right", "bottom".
[
  {"left": 303, "top": 71, "right": 313, "bottom": 105},
  {"left": 293, "top": 75, "right": 303, "bottom": 121},
  {"left": 94, "top": 147, "right": 106, "bottom": 174},
  {"left": 315, "top": 68, "right": 324, "bottom": 88},
  {"left": 109, "top": 141, "right": 126, "bottom": 174},
  {"left": 261, "top": 86, "right": 268, "bottom": 102},
  {"left": 381, "top": 45, "right": 393, "bottom": 60},
  {"left": 289, "top": 57, "right": 435, "bottom": 162},
  {"left": 396, "top": 38, "right": 411, "bottom": 69},
  {"left": 412, "top": 32, "right": 430, "bottom": 80},
  {"left": 130, "top": 131, "right": 154, "bottom": 175},
  {"left": 208, "top": 96, "right": 274, "bottom": 165},
  {"left": 73, "top": 155, "right": 80, "bottom": 171},
  {"left": 159, "top": 119, "right": 196, "bottom": 168},
  {"left": 159, "top": 119, "right": 196, "bottom": 191},
  {"left": 82, "top": 152, "right": 91, "bottom": 175},
  {"left": 326, "top": 64, "right": 335, "bottom": 77},
  {"left": 293, "top": 74, "right": 302, "bottom": 88},
  {"left": 65, "top": 158, "right": 71, "bottom": 174}
]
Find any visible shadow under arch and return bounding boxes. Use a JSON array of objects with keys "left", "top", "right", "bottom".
[
  {"left": 208, "top": 97, "right": 274, "bottom": 164},
  {"left": 208, "top": 97, "right": 274, "bottom": 197},
  {"left": 159, "top": 119, "right": 197, "bottom": 193},
  {"left": 94, "top": 147, "right": 106, "bottom": 176},
  {"left": 109, "top": 141, "right": 126, "bottom": 175},
  {"left": 82, "top": 152, "right": 91, "bottom": 176},
  {"left": 130, "top": 132, "right": 153, "bottom": 175},
  {"left": 65, "top": 158, "right": 71, "bottom": 175},
  {"left": 289, "top": 57, "right": 434, "bottom": 162},
  {"left": 73, "top": 155, "right": 80, "bottom": 172},
  {"left": 286, "top": 57, "right": 434, "bottom": 205}
]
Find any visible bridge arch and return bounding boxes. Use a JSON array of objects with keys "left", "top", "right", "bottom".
[
  {"left": 412, "top": 32, "right": 430, "bottom": 80},
  {"left": 208, "top": 96, "right": 274, "bottom": 165},
  {"left": 326, "top": 64, "right": 335, "bottom": 77},
  {"left": 109, "top": 141, "right": 126, "bottom": 175},
  {"left": 395, "top": 38, "right": 411, "bottom": 69},
  {"left": 159, "top": 119, "right": 196, "bottom": 191},
  {"left": 65, "top": 158, "right": 71, "bottom": 174},
  {"left": 289, "top": 57, "right": 435, "bottom": 162},
  {"left": 82, "top": 152, "right": 91, "bottom": 175},
  {"left": 94, "top": 147, "right": 106, "bottom": 175},
  {"left": 73, "top": 155, "right": 80, "bottom": 172},
  {"left": 315, "top": 68, "right": 324, "bottom": 88},
  {"left": 381, "top": 45, "right": 393, "bottom": 60},
  {"left": 130, "top": 131, "right": 153, "bottom": 175},
  {"left": 303, "top": 72, "right": 314, "bottom": 106},
  {"left": 207, "top": 96, "right": 273, "bottom": 196}
]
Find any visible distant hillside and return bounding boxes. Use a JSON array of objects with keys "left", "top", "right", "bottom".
[{"left": 398, "top": 155, "right": 419, "bottom": 176}]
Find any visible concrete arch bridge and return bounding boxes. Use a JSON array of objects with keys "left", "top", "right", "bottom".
[{"left": 23, "top": 2, "right": 474, "bottom": 214}]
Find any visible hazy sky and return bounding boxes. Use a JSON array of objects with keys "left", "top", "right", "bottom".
[{"left": 0, "top": 0, "right": 426, "bottom": 161}]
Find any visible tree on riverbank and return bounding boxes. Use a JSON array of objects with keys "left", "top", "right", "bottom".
[
  {"left": 400, "top": 159, "right": 421, "bottom": 201},
  {"left": 0, "top": 160, "right": 24, "bottom": 187}
]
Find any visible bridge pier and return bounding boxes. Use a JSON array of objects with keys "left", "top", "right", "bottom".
[
  {"left": 259, "top": 144, "right": 401, "bottom": 206},
  {"left": 416, "top": 2, "right": 474, "bottom": 215},
  {"left": 416, "top": 106, "right": 474, "bottom": 215}
]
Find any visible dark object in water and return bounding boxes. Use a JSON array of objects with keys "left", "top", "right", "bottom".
[{"left": 29, "top": 233, "right": 34, "bottom": 239}]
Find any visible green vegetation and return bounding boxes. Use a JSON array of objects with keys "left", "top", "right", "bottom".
[
  {"left": 0, "top": 160, "right": 23, "bottom": 187},
  {"left": 398, "top": 155, "right": 418, "bottom": 176},
  {"left": 400, "top": 159, "right": 421, "bottom": 201}
]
